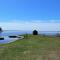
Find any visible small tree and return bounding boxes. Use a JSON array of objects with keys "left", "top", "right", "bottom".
[{"left": 33, "top": 30, "right": 38, "bottom": 35}]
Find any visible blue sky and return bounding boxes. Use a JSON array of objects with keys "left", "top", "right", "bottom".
[{"left": 0, "top": 0, "right": 60, "bottom": 31}]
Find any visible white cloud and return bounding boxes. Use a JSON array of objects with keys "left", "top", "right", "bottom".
[{"left": 0, "top": 20, "right": 60, "bottom": 31}]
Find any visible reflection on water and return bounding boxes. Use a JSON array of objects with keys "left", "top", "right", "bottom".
[
  {"left": 0, "top": 30, "right": 25, "bottom": 44},
  {"left": 0, "top": 36, "right": 18, "bottom": 44}
]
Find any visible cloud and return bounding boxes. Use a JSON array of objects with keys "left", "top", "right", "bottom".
[{"left": 0, "top": 20, "right": 60, "bottom": 31}]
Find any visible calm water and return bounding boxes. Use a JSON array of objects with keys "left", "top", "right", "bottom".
[
  {"left": 0, "top": 30, "right": 25, "bottom": 44},
  {"left": 0, "top": 30, "right": 26, "bottom": 36},
  {"left": 0, "top": 30, "right": 60, "bottom": 36},
  {"left": 0, "top": 30, "right": 60, "bottom": 44},
  {"left": 39, "top": 31, "right": 60, "bottom": 35}
]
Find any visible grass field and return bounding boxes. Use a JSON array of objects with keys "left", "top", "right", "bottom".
[{"left": 0, "top": 35, "right": 60, "bottom": 60}]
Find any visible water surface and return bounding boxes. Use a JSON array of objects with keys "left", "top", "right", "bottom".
[{"left": 0, "top": 30, "right": 60, "bottom": 44}]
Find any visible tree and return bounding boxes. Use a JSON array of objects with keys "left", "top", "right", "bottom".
[{"left": 33, "top": 30, "right": 38, "bottom": 35}]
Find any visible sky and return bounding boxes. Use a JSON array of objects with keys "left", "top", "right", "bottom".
[{"left": 0, "top": 0, "right": 60, "bottom": 31}]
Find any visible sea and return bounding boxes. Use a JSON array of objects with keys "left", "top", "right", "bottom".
[
  {"left": 0, "top": 30, "right": 60, "bottom": 36},
  {"left": 0, "top": 30, "right": 60, "bottom": 44}
]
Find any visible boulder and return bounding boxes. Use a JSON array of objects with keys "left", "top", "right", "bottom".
[
  {"left": 0, "top": 37, "right": 4, "bottom": 40},
  {"left": 33, "top": 30, "right": 38, "bottom": 35},
  {"left": 9, "top": 36, "right": 17, "bottom": 38}
]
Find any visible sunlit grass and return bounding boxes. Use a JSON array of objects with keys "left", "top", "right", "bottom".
[{"left": 0, "top": 34, "right": 60, "bottom": 60}]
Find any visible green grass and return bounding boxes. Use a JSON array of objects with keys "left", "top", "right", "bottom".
[{"left": 0, "top": 35, "right": 60, "bottom": 60}]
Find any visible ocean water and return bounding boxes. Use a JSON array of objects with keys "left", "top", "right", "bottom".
[
  {"left": 0, "top": 30, "right": 60, "bottom": 36},
  {"left": 39, "top": 31, "right": 60, "bottom": 35},
  {"left": 0, "top": 30, "right": 60, "bottom": 44},
  {"left": 0, "top": 30, "right": 26, "bottom": 36}
]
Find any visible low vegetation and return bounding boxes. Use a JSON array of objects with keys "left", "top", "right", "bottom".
[{"left": 0, "top": 34, "right": 60, "bottom": 60}]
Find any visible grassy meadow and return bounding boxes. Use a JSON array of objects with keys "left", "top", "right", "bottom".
[{"left": 0, "top": 34, "right": 60, "bottom": 60}]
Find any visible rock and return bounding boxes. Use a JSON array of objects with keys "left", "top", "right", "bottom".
[
  {"left": 9, "top": 36, "right": 17, "bottom": 38},
  {"left": 0, "top": 27, "right": 3, "bottom": 32},
  {"left": 0, "top": 37, "right": 4, "bottom": 40},
  {"left": 33, "top": 30, "right": 38, "bottom": 35}
]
